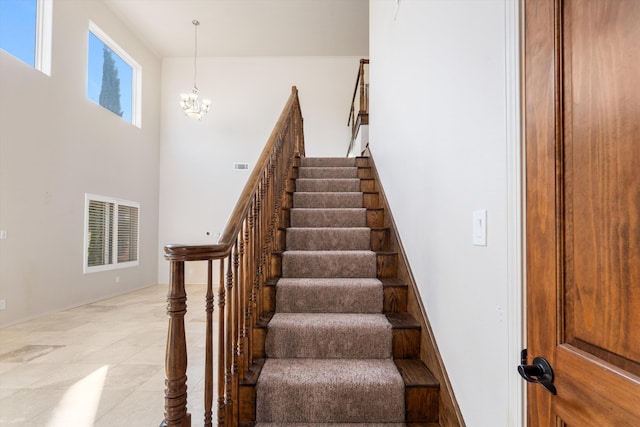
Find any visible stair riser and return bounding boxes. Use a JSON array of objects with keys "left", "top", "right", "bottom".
[
  {"left": 286, "top": 228, "right": 370, "bottom": 251},
  {"left": 276, "top": 283, "right": 383, "bottom": 313},
  {"left": 384, "top": 285, "right": 408, "bottom": 313},
  {"left": 377, "top": 253, "right": 399, "bottom": 278},
  {"left": 293, "top": 192, "right": 363, "bottom": 209},
  {"left": 301, "top": 157, "right": 357, "bottom": 167},
  {"left": 266, "top": 322, "right": 392, "bottom": 359},
  {"left": 360, "top": 179, "right": 376, "bottom": 192},
  {"left": 357, "top": 167, "right": 373, "bottom": 179},
  {"left": 296, "top": 179, "right": 361, "bottom": 192},
  {"left": 367, "top": 208, "right": 384, "bottom": 227},
  {"left": 363, "top": 192, "right": 380, "bottom": 208},
  {"left": 370, "top": 228, "right": 390, "bottom": 251},
  {"left": 392, "top": 329, "right": 421, "bottom": 359},
  {"left": 281, "top": 252, "right": 377, "bottom": 278},
  {"left": 290, "top": 209, "right": 367, "bottom": 228},
  {"left": 298, "top": 167, "right": 359, "bottom": 179},
  {"left": 407, "top": 387, "right": 440, "bottom": 423}
]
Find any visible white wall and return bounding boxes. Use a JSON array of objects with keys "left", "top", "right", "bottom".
[
  {"left": 369, "top": 1, "right": 522, "bottom": 425},
  {"left": 0, "top": 1, "right": 161, "bottom": 327},
  {"left": 158, "top": 56, "right": 360, "bottom": 284}
]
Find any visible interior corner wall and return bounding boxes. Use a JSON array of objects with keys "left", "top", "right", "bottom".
[
  {"left": 369, "top": 1, "right": 521, "bottom": 425},
  {"left": 0, "top": 1, "right": 161, "bottom": 327},
  {"left": 158, "top": 56, "right": 360, "bottom": 285}
]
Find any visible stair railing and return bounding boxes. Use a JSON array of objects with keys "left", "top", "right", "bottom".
[
  {"left": 161, "top": 86, "right": 305, "bottom": 427},
  {"left": 347, "top": 59, "right": 369, "bottom": 156}
]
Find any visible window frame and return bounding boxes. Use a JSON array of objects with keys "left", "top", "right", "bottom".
[
  {"left": 0, "top": 0, "right": 52, "bottom": 74},
  {"left": 83, "top": 193, "right": 140, "bottom": 274},
  {"left": 87, "top": 21, "right": 142, "bottom": 127}
]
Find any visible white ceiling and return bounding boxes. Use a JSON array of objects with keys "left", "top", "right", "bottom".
[{"left": 103, "top": 0, "right": 369, "bottom": 58}]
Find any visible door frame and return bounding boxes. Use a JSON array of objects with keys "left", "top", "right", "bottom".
[{"left": 507, "top": 0, "right": 526, "bottom": 425}]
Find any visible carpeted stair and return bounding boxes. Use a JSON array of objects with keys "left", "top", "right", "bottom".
[{"left": 248, "top": 157, "right": 439, "bottom": 427}]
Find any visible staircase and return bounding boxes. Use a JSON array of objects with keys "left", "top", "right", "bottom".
[{"left": 242, "top": 157, "right": 440, "bottom": 426}]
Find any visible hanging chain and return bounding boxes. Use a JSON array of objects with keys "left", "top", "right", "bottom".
[{"left": 193, "top": 20, "right": 199, "bottom": 90}]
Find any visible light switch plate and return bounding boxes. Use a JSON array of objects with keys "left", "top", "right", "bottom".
[{"left": 473, "top": 210, "right": 487, "bottom": 246}]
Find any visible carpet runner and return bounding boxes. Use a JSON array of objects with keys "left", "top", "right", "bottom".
[{"left": 255, "top": 157, "right": 406, "bottom": 426}]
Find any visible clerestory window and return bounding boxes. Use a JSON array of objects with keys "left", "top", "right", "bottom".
[
  {"left": 0, "top": 0, "right": 52, "bottom": 75},
  {"left": 87, "top": 21, "right": 141, "bottom": 127}
]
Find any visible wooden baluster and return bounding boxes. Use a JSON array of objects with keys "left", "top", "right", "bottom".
[
  {"left": 217, "top": 260, "right": 226, "bottom": 427},
  {"left": 256, "top": 183, "right": 264, "bottom": 319},
  {"left": 162, "top": 260, "right": 191, "bottom": 427},
  {"left": 237, "top": 225, "right": 246, "bottom": 381},
  {"left": 359, "top": 61, "right": 366, "bottom": 114},
  {"left": 261, "top": 175, "right": 268, "bottom": 313},
  {"left": 242, "top": 219, "right": 251, "bottom": 375},
  {"left": 224, "top": 254, "right": 234, "bottom": 426},
  {"left": 250, "top": 197, "right": 259, "bottom": 367},
  {"left": 232, "top": 241, "right": 240, "bottom": 424},
  {"left": 204, "top": 260, "right": 214, "bottom": 427}
]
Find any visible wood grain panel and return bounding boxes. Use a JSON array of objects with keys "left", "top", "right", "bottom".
[
  {"left": 555, "top": 344, "right": 640, "bottom": 426},
  {"left": 562, "top": 0, "right": 640, "bottom": 369}
]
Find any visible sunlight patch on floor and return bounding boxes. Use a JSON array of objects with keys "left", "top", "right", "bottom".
[{"left": 46, "top": 365, "right": 109, "bottom": 427}]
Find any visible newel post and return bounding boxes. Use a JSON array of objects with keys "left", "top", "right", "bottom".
[
  {"left": 291, "top": 85, "right": 304, "bottom": 157},
  {"left": 161, "top": 260, "right": 191, "bottom": 427}
]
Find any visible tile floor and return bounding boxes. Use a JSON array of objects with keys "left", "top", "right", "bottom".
[{"left": 0, "top": 284, "right": 216, "bottom": 426}]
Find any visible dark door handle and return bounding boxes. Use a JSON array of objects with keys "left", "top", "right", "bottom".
[{"left": 517, "top": 356, "right": 557, "bottom": 395}]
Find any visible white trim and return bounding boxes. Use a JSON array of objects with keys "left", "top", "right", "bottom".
[
  {"left": 505, "top": 0, "right": 525, "bottom": 425},
  {"left": 83, "top": 193, "right": 140, "bottom": 274},
  {"left": 34, "top": 0, "right": 52, "bottom": 75},
  {"left": 88, "top": 21, "right": 143, "bottom": 128}
]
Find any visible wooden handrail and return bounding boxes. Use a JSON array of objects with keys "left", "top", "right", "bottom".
[
  {"left": 347, "top": 59, "right": 369, "bottom": 157},
  {"left": 161, "top": 86, "right": 304, "bottom": 427},
  {"left": 165, "top": 87, "right": 304, "bottom": 262},
  {"left": 347, "top": 59, "right": 369, "bottom": 127}
]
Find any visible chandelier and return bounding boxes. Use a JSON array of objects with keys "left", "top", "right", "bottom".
[{"left": 180, "top": 20, "right": 211, "bottom": 120}]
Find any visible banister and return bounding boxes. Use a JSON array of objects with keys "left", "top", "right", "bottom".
[
  {"left": 161, "top": 86, "right": 304, "bottom": 427},
  {"left": 165, "top": 86, "right": 303, "bottom": 263},
  {"left": 347, "top": 59, "right": 369, "bottom": 126},
  {"left": 347, "top": 60, "right": 369, "bottom": 157}
]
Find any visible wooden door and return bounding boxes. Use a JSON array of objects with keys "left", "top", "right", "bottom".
[{"left": 524, "top": 0, "right": 640, "bottom": 425}]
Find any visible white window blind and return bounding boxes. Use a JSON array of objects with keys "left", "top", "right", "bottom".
[{"left": 84, "top": 194, "right": 139, "bottom": 273}]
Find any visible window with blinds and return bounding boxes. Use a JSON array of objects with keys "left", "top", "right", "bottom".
[{"left": 84, "top": 194, "right": 139, "bottom": 273}]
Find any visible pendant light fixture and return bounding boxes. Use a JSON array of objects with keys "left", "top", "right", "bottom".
[{"left": 180, "top": 19, "right": 211, "bottom": 120}]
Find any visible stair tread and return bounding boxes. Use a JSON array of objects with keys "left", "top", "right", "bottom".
[
  {"left": 257, "top": 359, "right": 405, "bottom": 423},
  {"left": 256, "top": 424, "right": 408, "bottom": 427},
  {"left": 241, "top": 358, "right": 265, "bottom": 385},
  {"left": 284, "top": 249, "right": 375, "bottom": 255},
  {"left": 287, "top": 226, "right": 369, "bottom": 230},
  {"left": 394, "top": 359, "right": 439, "bottom": 388},
  {"left": 381, "top": 278, "right": 408, "bottom": 288},
  {"left": 270, "top": 312, "right": 390, "bottom": 326},
  {"left": 386, "top": 312, "right": 421, "bottom": 329},
  {"left": 277, "top": 277, "right": 382, "bottom": 284},
  {"left": 259, "top": 358, "right": 403, "bottom": 386}
]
